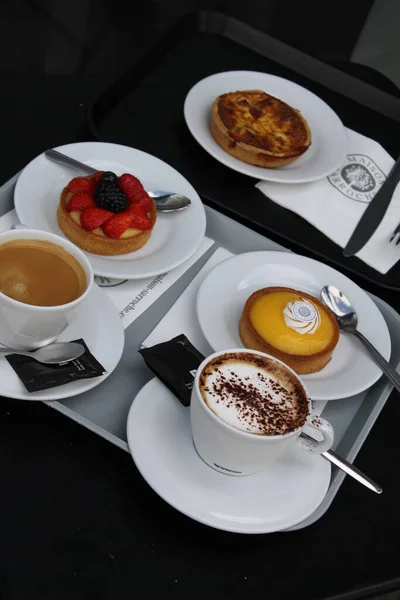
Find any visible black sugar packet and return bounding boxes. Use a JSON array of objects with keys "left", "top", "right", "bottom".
[
  {"left": 6, "top": 339, "right": 106, "bottom": 393},
  {"left": 139, "top": 334, "right": 205, "bottom": 407}
]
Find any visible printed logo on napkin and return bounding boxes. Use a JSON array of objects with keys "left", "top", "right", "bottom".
[
  {"left": 94, "top": 276, "right": 128, "bottom": 288},
  {"left": 328, "top": 154, "right": 386, "bottom": 203}
]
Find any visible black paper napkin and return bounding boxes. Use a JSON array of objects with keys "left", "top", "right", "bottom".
[
  {"left": 139, "top": 334, "right": 204, "bottom": 406},
  {"left": 5, "top": 338, "right": 106, "bottom": 393}
]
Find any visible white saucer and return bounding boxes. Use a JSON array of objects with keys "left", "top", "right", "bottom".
[
  {"left": 127, "top": 377, "right": 330, "bottom": 534},
  {"left": 0, "top": 284, "right": 124, "bottom": 401},
  {"left": 196, "top": 251, "right": 391, "bottom": 401},
  {"left": 184, "top": 71, "right": 347, "bottom": 183},
  {"left": 14, "top": 142, "right": 206, "bottom": 279}
]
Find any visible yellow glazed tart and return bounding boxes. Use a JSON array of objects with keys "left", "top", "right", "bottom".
[{"left": 239, "top": 286, "right": 340, "bottom": 374}]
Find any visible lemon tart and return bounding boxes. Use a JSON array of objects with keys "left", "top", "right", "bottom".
[{"left": 239, "top": 287, "right": 340, "bottom": 374}]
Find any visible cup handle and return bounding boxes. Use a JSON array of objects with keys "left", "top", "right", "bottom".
[{"left": 297, "top": 415, "right": 334, "bottom": 454}]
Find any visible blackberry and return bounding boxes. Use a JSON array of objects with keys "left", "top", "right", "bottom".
[
  {"left": 100, "top": 171, "right": 118, "bottom": 184},
  {"left": 95, "top": 184, "right": 129, "bottom": 213}
]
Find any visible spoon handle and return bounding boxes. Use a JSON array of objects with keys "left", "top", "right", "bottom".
[
  {"left": 321, "top": 448, "right": 382, "bottom": 494},
  {"left": 354, "top": 330, "right": 400, "bottom": 392},
  {"left": 0, "top": 347, "right": 31, "bottom": 357},
  {"left": 300, "top": 432, "right": 382, "bottom": 494},
  {"left": 45, "top": 149, "right": 97, "bottom": 175}
]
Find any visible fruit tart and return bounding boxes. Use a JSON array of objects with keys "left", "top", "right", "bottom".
[{"left": 57, "top": 171, "right": 157, "bottom": 255}]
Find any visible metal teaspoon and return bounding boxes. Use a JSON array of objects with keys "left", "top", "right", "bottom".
[
  {"left": 0, "top": 342, "right": 85, "bottom": 364},
  {"left": 45, "top": 149, "right": 191, "bottom": 212},
  {"left": 321, "top": 284, "right": 400, "bottom": 393}
]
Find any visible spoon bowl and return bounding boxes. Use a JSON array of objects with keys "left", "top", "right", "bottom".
[
  {"left": 321, "top": 284, "right": 400, "bottom": 392},
  {"left": 0, "top": 341, "right": 85, "bottom": 364},
  {"left": 147, "top": 191, "right": 191, "bottom": 212},
  {"left": 321, "top": 285, "right": 358, "bottom": 332}
]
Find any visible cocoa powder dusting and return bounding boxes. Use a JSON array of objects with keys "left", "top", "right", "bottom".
[{"left": 200, "top": 352, "right": 308, "bottom": 435}]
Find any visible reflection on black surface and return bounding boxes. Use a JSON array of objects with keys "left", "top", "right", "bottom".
[
  {"left": 0, "top": 0, "right": 398, "bottom": 83},
  {"left": 0, "top": 1, "right": 396, "bottom": 178}
]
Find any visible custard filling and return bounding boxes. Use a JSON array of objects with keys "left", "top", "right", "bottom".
[
  {"left": 249, "top": 291, "right": 335, "bottom": 356},
  {"left": 69, "top": 211, "right": 143, "bottom": 239}
]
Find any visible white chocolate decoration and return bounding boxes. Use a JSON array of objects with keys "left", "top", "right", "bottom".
[{"left": 283, "top": 300, "right": 321, "bottom": 335}]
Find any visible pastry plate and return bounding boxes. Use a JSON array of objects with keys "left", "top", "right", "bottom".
[
  {"left": 127, "top": 377, "right": 331, "bottom": 534},
  {"left": 0, "top": 284, "right": 124, "bottom": 401},
  {"left": 14, "top": 142, "right": 206, "bottom": 279},
  {"left": 196, "top": 251, "right": 391, "bottom": 401},
  {"left": 184, "top": 71, "right": 347, "bottom": 183}
]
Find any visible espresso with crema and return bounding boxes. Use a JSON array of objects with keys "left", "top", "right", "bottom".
[
  {"left": 199, "top": 352, "right": 308, "bottom": 435},
  {"left": 0, "top": 239, "right": 86, "bottom": 306}
]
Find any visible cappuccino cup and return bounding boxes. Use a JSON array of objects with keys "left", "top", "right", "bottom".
[{"left": 190, "top": 349, "right": 334, "bottom": 476}]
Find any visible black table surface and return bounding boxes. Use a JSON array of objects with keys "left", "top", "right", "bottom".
[{"left": 0, "top": 2, "right": 399, "bottom": 599}]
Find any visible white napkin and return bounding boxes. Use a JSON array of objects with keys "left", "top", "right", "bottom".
[
  {"left": 143, "top": 246, "right": 233, "bottom": 353},
  {"left": 96, "top": 236, "right": 214, "bottom": 329},
  {"left": 256, "top": 130, "right": 398, "bottom": 274}
]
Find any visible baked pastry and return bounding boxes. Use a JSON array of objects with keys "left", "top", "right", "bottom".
[
  {"left": 210, "top": 90, "right": 311, "bottom": 168},
  {"left": 239, "top": 287, "right": 339, "bottom": 374},
  {"left": 57, "top": 171, "right": 157, "bottom": 256}
]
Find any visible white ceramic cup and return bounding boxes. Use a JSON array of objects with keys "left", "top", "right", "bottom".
[
  {"left": 0, "top": 228, "right": 93, "bottom": 350},
  {"left": 190, "top": 349, "right": 334, "bottom": 476}
]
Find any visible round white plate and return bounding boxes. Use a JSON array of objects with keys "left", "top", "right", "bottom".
[
  {"left": 14, "top": 142, "right": 206, "bottom": 279},
  {"left": 184, "top": 71, "right": 347, "bottom": 183},
  {"left": 196, "top": 251, "right": 391, "bottom": 401},
  {"left": 0, "top": 284, "right": 124, "bottom": 401},
  {"left": 127, "top": 377, "right": 330, "bottom": 534}
]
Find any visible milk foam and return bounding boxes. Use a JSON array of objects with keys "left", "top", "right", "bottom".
[{"left": 199, "top": 355, "right": 307, "bottom": 435}]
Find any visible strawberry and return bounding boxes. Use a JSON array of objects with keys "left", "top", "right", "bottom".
[
  {"left": 118, "top": 173, "right": 143, "bottom": 202},
  {"left": 92, "top": 171, "right": 104, "bottom": 185},
  {"left": 67, "top": 176, "right": 96, "bottom": 194},
  {"left": 127, "top": 203, "right": 152, "bottom": 230},
  {"left": 66, "top": 192, "right": 96, "bottom": 212},
  {"left": 81, "top": 207, "right": 112, "bottom": 231},
  {"left": 102, "top": 212, "right": 133, "bottom": 238},
  {"left": 136, "top": 189, "right": 153, "bottom": 213}
]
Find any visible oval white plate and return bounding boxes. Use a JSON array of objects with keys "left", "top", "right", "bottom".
[
  {"left": 14, "top": 142, "right": 206, "bottom": 279},
  {"left": 196, "top": 251, "right": 391, "bottom": 401},
  {"left": 0, "top": 284, "right": 124, "bottom": 401},
  {"left": 127, "top": 377, "right": 330, "bottom": 534},
  {"left": 184, "top": 71, "right": 347, "bottom": 183}
]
